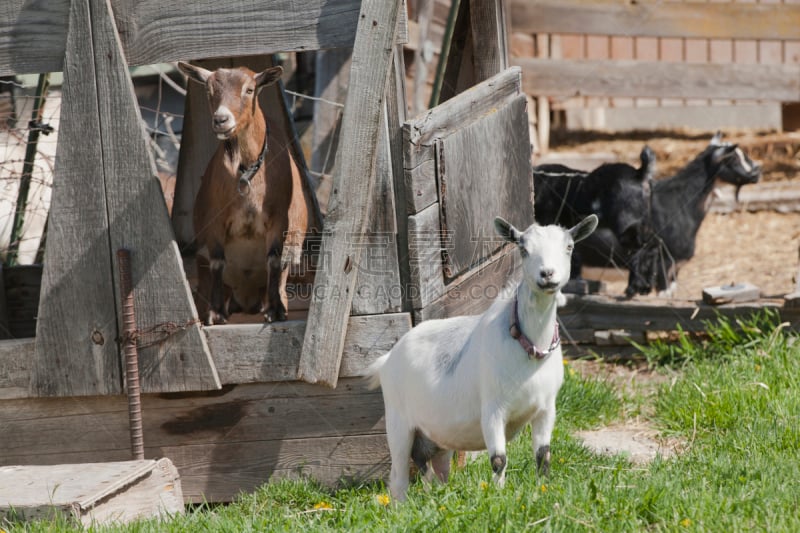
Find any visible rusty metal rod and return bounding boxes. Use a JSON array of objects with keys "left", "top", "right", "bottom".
[{"left": 117, "top": 248, "right": 145, "bottom": 460}]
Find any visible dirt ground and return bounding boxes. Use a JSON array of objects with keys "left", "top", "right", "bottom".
[{"left": 546, "top": 129, "right": 800, "bottom": 301}]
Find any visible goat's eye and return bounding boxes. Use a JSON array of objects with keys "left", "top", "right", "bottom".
[
  {"left": 519, "top": 246, "right": 529, "bottom": 258},
  {"left": 566, "top": 243, "right": 574, "bottom": 254},
  {"left": 245, "top": 87, "right": 255, "bottom": 95}
]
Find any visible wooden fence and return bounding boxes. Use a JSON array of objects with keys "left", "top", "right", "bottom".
[{"left": 509, "top": 0, "right": 800, "bottom": 149}]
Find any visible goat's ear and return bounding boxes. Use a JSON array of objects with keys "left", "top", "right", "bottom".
[
  {"left": 638, "top": 145, "right": 656, "bottom": 181},
  {"left": 569, "top": 214, "right": 598, "bottom": 243},
  {"left": 177, "top": 62, "right": 212, "bottom": 85},
  {"left": 494, "top": 217, "right": 521, "bottom": 244},
  {"left": 256, "top": 66, "right": 284, "bottom": 89},
  {"left": 710, "top": 131, "right": 723, "bottom": 146}
]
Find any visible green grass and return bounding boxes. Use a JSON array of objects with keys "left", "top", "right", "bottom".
[{"left": 5, "top": 312, "right": 800, "bottom": 532}]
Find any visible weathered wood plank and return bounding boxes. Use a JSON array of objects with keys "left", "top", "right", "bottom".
[
  {"left": 407, "top": 202, "right": 445, "bottom": 310},
  {"left": 558, "top": 295, "right": 795, "bottom": 333},
  {"left": 351, "top": 105, "right": 402, "bottom": 315},
  {"left": 91, "top": 0, "right": 219, "bottom": 394},
  {"left": 0, "top": 313, "right": 410, "bottom": 399},
  {"left": 167, "top": 434, "right": 390, "bottom": 503},
  {"left": 0, "top": 381, "right": 384, "bottom": 457},
  {"left": 386, "top": 47, "right": 414, "bottom": 315},
  {"left": 403, "top": 67, "right": 522, "bottom": 214},
  {"left": 0, "top": 459, "right": 183, "bottom": 526},
  {"left": 0, "top": 380, "right": 390, "bottom": 503},
  {"left": 437, "top": 0, "right": 472, "bottom": 105},
  {"left": 510, "top": 0, "right": 800, "bottom": 41},
  {"left": 207, "top": 313, "right": 411, "bottom": 384},
  {"left": 31, "top": 0, "right": 121, "bottom": 397},
  {"left": 3, "top": 264, "right": 42, "bottom": 339},
  {"left": 469, "top": 0, "right": 508, "bottom": 82},
  {"left": 0, "top": 264, "right": 9, "bottom": 340},
  {"left": 0, "top": 0, "right": 408, "bottom": 77},
  {"left": 298, "top": 0, "right": 402, "bottom": 387},
  {"left": 416, "top": 244, "right": 520, "bottom": 322},
  {"left": 438, "top": 95, "right": 533, "bottom": 278},
  {"left": 515, "top": 58, "right": 800, "bottom": 101}
]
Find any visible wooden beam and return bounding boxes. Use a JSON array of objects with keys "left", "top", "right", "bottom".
[
  {"left": 297, "top": 0, "right": 402, "bottom": 388},
  {"left": 0, "top": 379, "right": 390, "bottom": 503},
  {"left": 515, "top": 58, "right": 800, "bottom": 101},
  {"left": 90, "top": 0, "right": 220, "bottom": 394},
  {"left": 0, "top": 0, "right": 408, "bottom": 77},
  {"left": 31, "top": 0, "right": 121, "bottom": 397},
  {"left": 469, "top": 0, "right": 508, "bottom": 81},
  {"left": 510, "top": 0, "right": 800, "bottom": 41},
  {"left": 558, "top": 295, "right": 798, "bottom": 333},
  {"left": 1, "top": 312, "right": 411, "bottom": 400}
]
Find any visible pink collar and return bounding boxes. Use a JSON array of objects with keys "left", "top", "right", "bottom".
[{"left": 509, "top": 295, "right": 560, "bottom": 360}]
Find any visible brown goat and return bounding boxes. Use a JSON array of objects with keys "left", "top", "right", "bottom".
[{"left": 178, "top": 62, "right": 318, "bottom": 324}]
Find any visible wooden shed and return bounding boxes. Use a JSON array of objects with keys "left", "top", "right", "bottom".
[{"left": 0, "top": 0, "right": 535, "bottom": 503}]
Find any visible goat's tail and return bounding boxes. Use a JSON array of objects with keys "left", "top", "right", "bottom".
[{"left": 363, "top": 352, "right": 390, "bottom": 390}]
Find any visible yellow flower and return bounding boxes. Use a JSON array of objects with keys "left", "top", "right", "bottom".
[
  {"left": 755, "top": 364, "right": 762, "bottom": 371},
  {"left": 559, "top": 457, "right": 565, "bottom": 464},
  {"left": 563, "top": 360, "right": 569, "bottom": 366},
  {"left": 568, "top": 368, "right": 576, "bottom": 377},
  {"left": 313, "top": 501, "right": 332, "bottom": 510},
  {"left": 439, "top": 505, "right": 446, "bottom": 512},
  {"left": 480, "top": 481, "right": 489, "bottom": 490},
  {"left": 680, "top": 518, "right": 692, "bottom": 527},
  {"left": 540, "top": 484, "right": 547, "bottom": 493},
  {"left": 376, "top": 494, "right": 390, "bottom": 506}
]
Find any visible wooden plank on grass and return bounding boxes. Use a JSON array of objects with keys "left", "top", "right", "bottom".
[
  {"left": 297, "top": 0, "right": 402, "bottom": 388},
  {"left": 515, "top": 58, "right": 800, "bottom": 101},
  {"left": 510, "top": 0, "right": 800, "bottom": 41},
  {"left": 0, "top": 459, "right": 183, "bottom": 526},
  {"left": 90, "top": 0, "right": 219, "bottom": 394},
  {"left": 31, "top": 0, "right": 120, "bottom": 397}
]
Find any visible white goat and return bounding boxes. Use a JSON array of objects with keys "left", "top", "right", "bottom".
[{"left": 367, "top": 214, "right": 598, "bottom": 501}]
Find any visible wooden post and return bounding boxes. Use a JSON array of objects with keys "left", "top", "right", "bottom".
[
  {"left": 297, "top": 0, "right": 403, "bottom": 387},
  {"left": 31, "top": 0, "right": 121, "bottom": 396},
  {"left": 469, "top": 0, "right": 509, "bottom": 80},
  {"left": 32, "top": 0, "right": 221, "bottom": 396}
]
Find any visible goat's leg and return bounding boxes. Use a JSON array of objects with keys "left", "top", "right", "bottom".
[
  {"left": 264, "top": 245, "right": 287, "bottom": 322},
  {"left": 530, "top": 399, "right": 556, "bottom": 476},
  {"left": 385, "top": 408, "right": 414, "bottom": 501},
  {"left": 196, "top": 245, "right": 228, "bottom": 325},
  {"left": 481, "top": 409, "right": 508, "bottom": 488},
  {"left": 208, "top": 246, "right": 228, "bottom": 324}
]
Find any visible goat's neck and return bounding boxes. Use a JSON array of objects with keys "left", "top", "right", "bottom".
[
  {"left": 516, "top": 282, "right": 558, "bottom": 351},
  {"left": 224, "top": 108, "right": 267, "bottom": 170},
  {"left": 669, "top": 149, "right": 719, "bottom": 208}
]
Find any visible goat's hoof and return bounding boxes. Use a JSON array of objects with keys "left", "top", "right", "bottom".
[
  {"left": 205, "top": 311, "right": 227, "bottom": 326},
  {"left": 264, "top": 306, "right": 287, "bottom": 323}
]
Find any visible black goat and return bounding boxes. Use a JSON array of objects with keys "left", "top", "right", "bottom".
[
  {"left": 533, "top": 146, "right": 656, "bottom": 282},
  {"left": 626, "top": 133, "right": 761, "bottom": 297}
]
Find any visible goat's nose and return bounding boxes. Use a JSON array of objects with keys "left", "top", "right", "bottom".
[
  {"left": 540, "top": 267, "right": 554, "bottom": 280},
  {"left": 213, "top": 114, "right": 230, "bottom": 127}
]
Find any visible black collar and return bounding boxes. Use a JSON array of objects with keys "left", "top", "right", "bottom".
[{"left": 237, "top": 123, "right": 269, "bottom": 194}]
